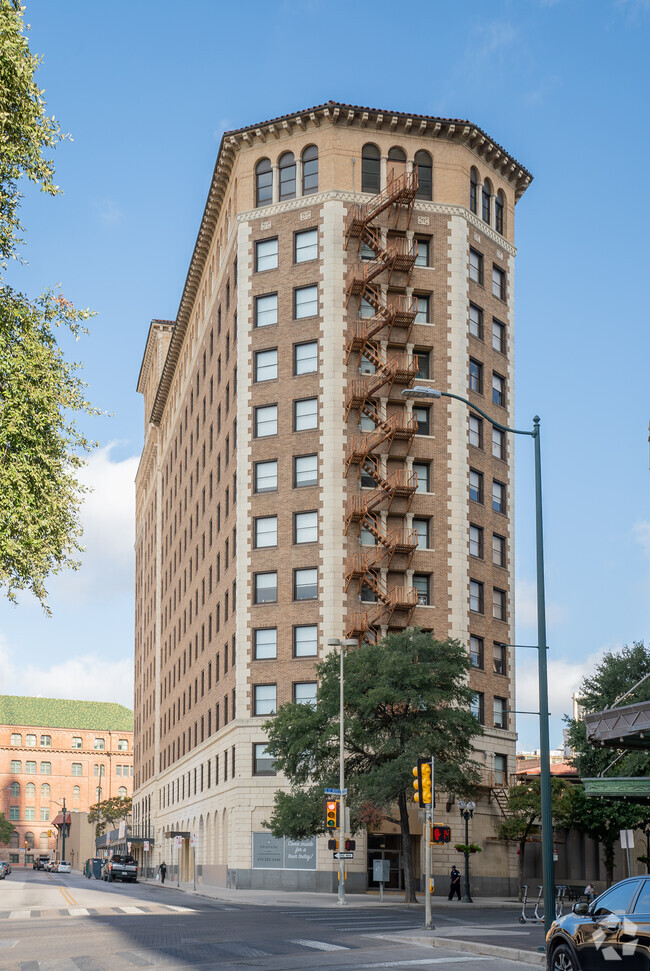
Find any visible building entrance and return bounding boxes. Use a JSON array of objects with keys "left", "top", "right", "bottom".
[{"left": 367, "top": 834, "right": 403, "bottom": 890}]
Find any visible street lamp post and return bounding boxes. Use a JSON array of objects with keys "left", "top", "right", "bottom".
[
  {"left": 402, "top": 387, "right": 554, "bottom": 934},
  {"left": 457, "top": 799, "right": 476, "bottom": 903},
  {"left": 327, "top": 636, "right": 358, "bottom": 906}
]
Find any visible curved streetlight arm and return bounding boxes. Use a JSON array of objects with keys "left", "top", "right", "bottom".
[{"left": 401, "top": 387, "right": 536, "bottom": 439}]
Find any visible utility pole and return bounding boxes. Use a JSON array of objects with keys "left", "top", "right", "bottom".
[{"left": 61, "top": 797, "right": 67, "bottom": 862}]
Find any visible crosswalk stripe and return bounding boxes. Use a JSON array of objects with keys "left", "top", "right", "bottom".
[
  {"left": 164, "top": 904, "right": 197, "bottom": 913},
  {"left": 117, "top": 906, "right": 146, "bottom": 914},
  {"left": 8, "top": 911, "right": 30, "bottom": 920},
  {"left": 68, "top": 908, "right": 89, "bottom": 917},
  {"left": 291, "top": 939, "right": 349, "bottom": 951}
]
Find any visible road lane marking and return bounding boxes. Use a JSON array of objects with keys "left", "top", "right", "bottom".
[
  {"left": 58, "top": 887, "right": 77, "bottom": 907},
  {"left": 291, "top": 939, "right": 349, "bottom": 951},
  {"left": 351, "top": 960, "right": 491, "bottom": 968}
]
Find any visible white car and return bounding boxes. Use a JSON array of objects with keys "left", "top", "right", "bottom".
[{"left": 56, "top": 861, "right": 71, "bottom": 873}]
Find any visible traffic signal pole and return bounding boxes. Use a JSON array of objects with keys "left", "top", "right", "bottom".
[
  {"left": 424, "top": 757, "right": 434, "bottom": 929},
  {"left": 338, "top": 641, "right": 346, "bottom": 906}
]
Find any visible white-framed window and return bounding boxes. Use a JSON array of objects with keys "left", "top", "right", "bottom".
[
  {"left": 117, "top": 739, "right": 129, "bottom": 752},
  {"left": 294, "top": 568, "right": 317, "bottom": 600},
  {"left": 71, "top": 763, "right": 82, "bottom": 777},
  {"left": 253, "top": 684, "right": 276, "bottom": 716},
  {"left": 295, "top": 228, "right": 318, "bottom": 263},
  {"left": 254, "top": 572, "right": 277, "bottom": 604},
  {"left": 254, "top": 628, "right": 277, "bottom": 660},
  {"left": 294, "top": 284, "right": 318, "bottom": 319},
  {"left": 253, "top": 743, "right": 276, "bottom": 776},
  {"left": 255, "top": 293, "right": 278, "bottom": 328},
  {"left": 25, "top": 761, "right": 36, "bottom": 774},
  {"left": 294, "top": 624, "right": 318, "bottom": 657},
  {"left": 40, "top": 807, "right": 50, "bottom": 821},
  {"left": 41, "top": 783, "right": 50, "bottom": 800},
  {"left": 26, "top": 734, "right": 36, "bottom": 747},
  {"left": 254, "top": 348, "right": 278, "bottom": 382},
  {"left": 294, "top": 398, "right": 318, "bottom": 431},
  {"left": 9, "top": 782, "right": 20, "bottom": 797},
  {"left": 25, "top": 807, "right": 35, "bottom": 821},
  {"left": 294, "top": 511, "right": 318, "bottom": 544},
  {"left": 294, "top": 341, "right": 318, "bottom": 375},
  {"left": 9, "top": 807, "right": 19, "bottom": 820},
  {"left": 254, "top": 516, "right": 277, "bottom": 549},
  {"left": 10, "top": 733, "right": 21, "bottom": 745},
  {"left": 294, "top": 682, "right": 318, "bottom": 707},
  {"left": 25, "top": 783, "right": 35, "bottom": 799},
  {"left": 94, "top": 738, "right": 105, "bottom": 751},
  {"left": 254, "top": 404, "right": 278, "bottom": 438},
  {"left": 71, "top": 737, "right": 82, "bottom": 749},
  {"left": 255, "top": 237, "right": 278, "bottom": 272},
  {"left": 73, "top": 785, "right": 80, "bottom": 800},
  {"left": 254, "top": 459, "right": 278, "bottom": 493},
  {"left": 294, "top": 453, "right": 317, "bottom": 487},
  {"left": 40, "top": 735, "right": 51, "bottom": 747}
]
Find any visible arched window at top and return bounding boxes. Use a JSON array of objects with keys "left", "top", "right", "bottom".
[
  {"left": 495, "top": 189, "right": 505, "bottom": 235},
  {"left": 415, "top": 150, "right": 432, "bottom": 200},
  {"left": 9, "top": 782, "right": 20, "bottom": 797},
  {"left": 361, "top": 144, "right": 381, "bottom": 194},
  {"left": 41, "top": 783, "right": 50, "bottom": 800},
  {"left": 118, "top": 786, "right": 127, "bottom": 799},
  {"left": 302, "top": 145, "right": 318, "bottom": 195},
  {"left": 255, "top": 158, "right": 272, "bottom": 208},
  {"left": 482, "top": 178, "right": 493, "bottom": 225},
  {"left": 279, "top": 152, "right": 296, "bottom": 200},
  {"left": 9, "top": 831, "right": 19, "bottom": 848},
  {"left": 470, "top": 167, "right": 479, "bottom": 214},
  {"left": 26, "top": 783, "right": 35, "bottom": 799},
  {"left": 24, "top": 831, "right": 34, "bottom": 849},
  {"left": 388, "top": 146, "right": 407, "bottom": 181}
]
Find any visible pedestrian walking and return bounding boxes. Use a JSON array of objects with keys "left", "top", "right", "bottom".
[
  {"left": 448, "top": 864, "right": 461, "bottom": 900},
  {"left": 584, "top": 882, "right": 595, "bottom": 902},
  {"left": 159, "top": 861, "right": 167, "bottom": 884}
]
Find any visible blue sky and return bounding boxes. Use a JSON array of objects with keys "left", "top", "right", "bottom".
[{"left": 1, "top": 0, "right": 648, "bottom": 752}]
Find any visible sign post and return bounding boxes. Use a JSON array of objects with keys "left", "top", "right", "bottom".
[
  {"left": 190, "top": 834, "right": 197, "bottom": 890},
  {"left": 621, "top": 829, "right": 634, "bottom": 877}
]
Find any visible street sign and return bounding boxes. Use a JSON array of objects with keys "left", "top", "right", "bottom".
[
  {"left": 333, "top": 851, "right": 354, "bottom": 859},
  {"left": 190, "top": 834, "right": 197, "bottom": 847},
  {"left": 324, "top": 787, "right": 347, "bottom": 795},
  {"left": 174, "top": 835, "right": 183, "bottom": 847},
  {"left": 144, "top": 841, "right": 150, "bottom": 852}
]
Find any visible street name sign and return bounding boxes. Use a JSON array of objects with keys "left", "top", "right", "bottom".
[
  {"left": 333, "top": 851, "right": 354, "bottom": 859},
  {"left": 324, "top": 787, "right": 347, "bottom": 795}
]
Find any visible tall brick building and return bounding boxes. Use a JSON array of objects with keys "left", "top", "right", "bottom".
[{"left": 134, "top": 102, "right": 532, "bottom": 893}]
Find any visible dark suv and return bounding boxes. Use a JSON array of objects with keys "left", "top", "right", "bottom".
[{"left": 547, "top": 876, "right": 650, "bottom": 969}]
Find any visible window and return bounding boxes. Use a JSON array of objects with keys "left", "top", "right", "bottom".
[
  {"left": 495, "top": 191, "right": 505, "bottom": 236},
  {"left": 254, "top": 459, "right": 277, "bottom": 493},
  {"left": 492, "top": 373, "right": 505, "bottom": 407},
  {"left": 38, "top": 783, "right": 49, "bottom": 801},
  {"left": 361, "top": 144, "right": 381, "bottom": 194},
  {"left": 494, "top": 697, "right": 507, "bottom": 729},
  {"left": 40, "top": 762, "right": 51, "bottom": 775},
  {"left": 255, "top": 158, "right": 272, "bottom": 207},
  {"left": 255, "top": 237, "right": 278, "bottom": 272},
  {"left": 254, "top": 628, "right": 277, "bottom": 660},
  {"left": 295, "top": 511, "right": 318, "bottom": 544},
  {"left": 492, "top": 318, "right": 505, "bottom": 354},
  {"left": 413, "top": 518, "right": 430, "bottom": 549},
  {"left": 294, "top": 453, "right": 317, "bottom": 487},
  {"left": 294, "top": 397, "right": 318, "bottom": 431},
  {"left": 294, "top": 284, "right": 318, "bottom": 319},
  {"left": 253, "top": 684, "right": 276, "bottom": 716},
  {"left": 118, "top": 786, "right": 127, "bottom": 799},
  {"left": 24, "top": 782, "right": 34, "bottom": 799},
  {"left": 254, "top": 516, "right": 277, "bottom": 549},
  {"left": 469, "top": 414, "right": 482, "bottom": 449},
  {"left": 415, "top": 350, "right": 430, "bottom": 379},
  {"left": 93, "top": 764, "right": 105, "bottom": 777},
  {"left": 471, "top": 692, "right": 485, "bottom": 725},
  {"left": 415, "top": 238, "right": 430, "bottom": 267},
  {"left": 9, "top": 782, "right": 20, "bottom": 797},
  {"left": 254, "top": 348, "right": 277, "bottom": 383},
  {"left": 415, "top": 150, "right": 433, "bottom": 200},
  {"left": 71, "top": 736, "right": 82, "bottom": 749},
  {"left": 295, "top": 228, "right": 318, "bottom": 263},
  {"left": 25, "top": 761, "right": 36, "bottom": 774},
  {"left": 482, "top": 182, "right": 491, "bottom": 224},
  {"left": 414, "top": 406, "right": 430, "bottom": 435},
  {"left": 360, "top": 525, "right": 377, "bottom": 546},
  {"left": 10, "top": 733, "right": 21, "bottom": 745},
  {"left": 492, "top": 265, "right": 506, "bottom": 300},
  {"left": 470, "top": 635, "right": 484, "bottom": 669},
  {"left": 469, "top": 248, "right": 483, "bottom": 285},
  {"left": 469, "top": 303, "right": 483, "bottom": 339},
  {"left": 415, "top": 295, "right": 430, "bottom": 323},
  {"left": 470, "top": 579, "right": 484, "bottom": 613},
  {"left": 254, "top": 404, "right": 277, "bottom": 438},
  {"left": 117, "top": 739, "right": 128, "bottom": 752},
  {"left": 294, "top": 341, "right": 318, "bottom": 375},
  {"left": 469, "top": 469, "right": 483, "bottom": 504},
  {"left": 254, "top": 572, "right": 277, "bottom": 604},
  {"left": 253, "top": 743, "right": 276, "bottom": 776},
  {"left": 469, "top": 524, "right": 483, "bottom": 558},
  {"left": 94, "top": 738, "right": 105, "bottom": 750},
  {"left": 494, "top": 643, "right": 506, "bottom": 676},
  {"left": 413, "top": 462, "right": 430, "bottom": 493},
  {"left": 294, "top": 682, "right": 317, "bottom": 707},
  {"left": 302, "top": 145, "right": 318, "bottom": 194},
  {"left": 469, "top": 359, "right": 482, "bottom": 394},
  {"left": 594, "top": 883, "right": 640, "bottom": 917},
  {"left": 493, "top": 588, "right": 506, "bottom": 621},
  {"left": 73, "top": 785, "right": 80, "bottom": 800},
  {"left": 40, "top": 807, "right": 50, "bottom": 821},
  {"left": 294, "top": 624, "right": 318, "bottom": 657},
  {"left": 359, "top": 297, "right": 374, "bottom": 319},
  {"left": 492, "top": 533, "right": 506, "bottom": 567},
  {"left": 71, "top": 763, "right": 82, "bottom": 776},
  {"left": 26, "top": 734, "right": 36, "bottom": 746},
  {"left": 470, "top": 167, "right": 479, "bottom": 214},
  {"left": 24, "top": 832, "right": 34, "bottom": 849},
  {"left": 9, "top": 832, "right": 19, "bottom": 848},
  {"left": 492, "top": 427, "right": 506, "bottom": 460},
  {"left": 413, "top": 574, "right": 430, "bottom": 605},
  {"left": 492, "top": 480, "right": 505, "bottom": 513},
  {"left": 9, "top": 807, "right": 19, "bottom": 820},
  {"left": 255, "top": 293, "right": 278, "bottom": 328},
  {"left": 294, "top": 567, "right": 317, "bottom": 600},
  {"left": 279, "top": 151, "right": 296, "bottom": 200}
]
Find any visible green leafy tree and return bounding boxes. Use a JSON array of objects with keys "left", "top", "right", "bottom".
[
  {"left": 565, "top": 641, "right": 650, "bottom": 885},
  {"left": 87, "top": 796, "right": 132, "bottom": 837},
  {"left": 264, "top": 629, "right": 482, "bottom": 903},
  {"left": 0, "top": 810, "right": 15, "bottom": 845},
  {"left": 0, "top": 0, "right": 97, "bottom": 610},
  {"left": 498, "top": 777, "right": 576, "bottom": 885}
]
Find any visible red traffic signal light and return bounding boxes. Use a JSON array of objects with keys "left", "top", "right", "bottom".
[
  {"left": 24, "top": 841, "right": 29, "bottom": 850},
  {"left": 325, "top": 799, "right": 340, "bottom": 830},
  {"left": 431, "top": 825, "right": 451, "bottom": 844},
  {"left": 344, "top": 839, "right": 356, "bottom": 851}
]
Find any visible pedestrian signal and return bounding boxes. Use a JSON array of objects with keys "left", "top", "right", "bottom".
[
  {"left": 328, "top": 838, "right": 339, "bottom": 850},
  {"left": 344, "top": 839, "right": 356, "bottom": 851},
  {"left": 431, "top": 824, "right": 451, "bottom": 844},
  {"left": 325, "top": 799, "right": 339, "bottom": 830}
]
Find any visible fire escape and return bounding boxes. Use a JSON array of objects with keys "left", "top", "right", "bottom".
[{"left": 343, "top": 169, "right": 422, "bottom": 643}]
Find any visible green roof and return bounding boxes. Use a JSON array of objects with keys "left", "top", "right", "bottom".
[{"left": 0, "top": 696, "right": 133, "bottom": 732}]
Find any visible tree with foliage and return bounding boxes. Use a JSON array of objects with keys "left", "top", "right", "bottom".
[
  {"left": 87, "top": 796, "right": 132, "bottom": 837},
  {"left": 498, "top": 776, "right": 576, "bottom": 885},
  {"left": 264, "top": 629, "right": 482, "bottom": 903},
  {"left": 0, "top": 0, "right": 97, "bottom": 610},
  {"left": 565, "top": 641, "right": 650, "bottom": 885},
  {"left": 0, "top": 810, "right": 15, "bottom": 845}
]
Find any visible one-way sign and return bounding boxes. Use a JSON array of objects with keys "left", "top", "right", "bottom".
[{"left": 333, "top": 851, "right": 354, "bottom": 859}]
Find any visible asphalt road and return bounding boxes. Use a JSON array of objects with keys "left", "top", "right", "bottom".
[{"left": 0, "top": 869, "right": 540, "bottom": 970}]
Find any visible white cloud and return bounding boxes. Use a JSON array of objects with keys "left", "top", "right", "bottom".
[
  {"left": 93, "top": 197, "right": 125, "bottom": 227},
  {"left": 515, "top": 577, "right": 567, "bottom": 630},
  {"left": 214, "top": 117, "right": 232, "bottom": 141}
]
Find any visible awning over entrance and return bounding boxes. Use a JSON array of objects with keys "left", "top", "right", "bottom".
[
  {"left": 585, "top": 699, "right": 650, "bottom": 749},
  {"left": 583, "top": 777, "right": 650, "bottom": 802},
  {"left": 52, "top": 813, "right": 71, "bottom": 826}
]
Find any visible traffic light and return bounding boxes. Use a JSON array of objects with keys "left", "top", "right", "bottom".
[
  {"left": 47, "top": 830, "right": 52, "bottom": 837},
  {"left": 24, "top": 841, "right": 28, "bottom": 850},
  {"left": 431, "top": 825, "right": 451, "bottom": 844},
  {"left": 344, "top": 839, "right": 356, "bottom": 851},
  {"left": 325, "top": 799, "right": 340, "bottom": 830},
  {"left": 412, "top": 758, "right": 434, "bottom": 806}
]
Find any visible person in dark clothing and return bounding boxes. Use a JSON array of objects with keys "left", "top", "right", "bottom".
[
  {"left": 159, "top": 861, "right": 167, "bottom": 884},
  {"left": 448, "top": 865, "right": 461, "bottom": 900}
]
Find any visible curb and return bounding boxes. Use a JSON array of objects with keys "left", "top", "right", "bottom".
[{"left": 377, "top": 933, "right": 545, "bottom": 967}]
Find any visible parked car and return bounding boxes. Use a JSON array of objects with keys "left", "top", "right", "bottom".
[
  {"left": 46, "top": 860, "right": 57, "bottom": 871},
  {"left": 33, "top": 856, "right": 50, "bottom": 870},
  {"left": 56, "top": 861, "right": 71, "bottom": 874},
  {"left": 101, "top": 854, "right": 138, "bottom": 883},
  {"left": 0, "top": 865, "right": 4, "bottom": 880},
  {"left": 0, "top": 862, "right": 9, "bottom": 878},
  {"left": 546, "top": 875, "right": 650, "bottom": 969}
]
